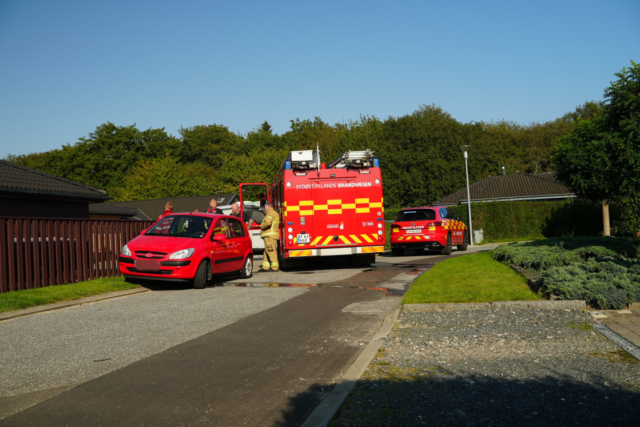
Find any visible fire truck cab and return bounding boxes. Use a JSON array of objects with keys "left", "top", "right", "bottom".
[{"left": 240, "top": 149, "right": 385, "bottom": 268}]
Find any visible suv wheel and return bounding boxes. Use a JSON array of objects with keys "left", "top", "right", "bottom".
[
  {"left": 193, "top": 260, "right": 209, "bottom": 289},
  {"left": 239, "top": 256, "right": 253, "bottom": 278},
  {"left": 457, "top": 233, "right": 468, "bottom": 251},
  {"left": 440, "top": 233, "right": 452, "bottom": 256}
]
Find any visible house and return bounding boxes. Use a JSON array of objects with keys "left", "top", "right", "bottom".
[
  {"left": 106, "top": 193, "right": 238, "bottom": 221},
  {"left": 435, "top": 172, "right": 574, "bottom": 206},
  {"left": 0, "top": 160, "right": 111, "bottom": 218}
]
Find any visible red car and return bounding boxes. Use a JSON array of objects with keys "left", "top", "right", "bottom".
[
  {"left": 119, "top": 213, "right": 253, "bottom": 289},
  {"left": 390, "top": 206, "right": 468, "bottom": 256}
]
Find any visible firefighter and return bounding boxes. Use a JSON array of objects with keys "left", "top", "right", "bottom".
[
  {"left": 260, "top": 202, "right": 280, "bottom": 271},
  {"left": 206, "top": 198, "right": 223, "bottom": 214}
]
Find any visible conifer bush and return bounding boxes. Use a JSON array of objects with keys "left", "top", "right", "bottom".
[{"left": 493, "top": 237, "right": 640, "bottom": 309}]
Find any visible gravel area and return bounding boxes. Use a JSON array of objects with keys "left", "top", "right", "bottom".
[
  {"left": 0, "top": 286, "right": 308, "bottom": 397},
  {"left": 331, "top": 308, "right": 640, "bottom": 426}
]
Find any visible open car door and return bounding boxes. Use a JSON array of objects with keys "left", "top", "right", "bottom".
[{"left": 239, "top": 183, "right": 270, "bottom": 251}]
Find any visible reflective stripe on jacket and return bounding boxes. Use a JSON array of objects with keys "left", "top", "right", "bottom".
[{"left": 260, "top": 209, "right": 280, "bottom": 240}]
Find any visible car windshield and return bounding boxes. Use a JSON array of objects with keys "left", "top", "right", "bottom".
[
  {"left": 395, "top": 209, "right": 436, "bottom": 222},
  {"left": 146, "top": 215, "right": 213, "bottom": 238}
]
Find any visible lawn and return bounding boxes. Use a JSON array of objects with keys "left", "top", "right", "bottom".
[
  {"left": 402, "top": 250, "right": 540, "bottom": 304},
  {"left": 0, "top": 277, "right": 140, "bottom": 313}
]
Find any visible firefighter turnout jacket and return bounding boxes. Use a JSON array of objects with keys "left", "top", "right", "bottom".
[{"left": 260, "top": 209, "right": 280, "bottom": 240}]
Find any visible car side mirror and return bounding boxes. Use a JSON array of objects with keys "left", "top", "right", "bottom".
[
  {"left": 213, "top": 233, "right": 227, "bottom": 242},
  {"left": 457, "top": 216, "right": 463, "bottom": 221}
]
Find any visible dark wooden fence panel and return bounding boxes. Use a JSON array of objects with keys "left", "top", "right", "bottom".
[{"left": 0, "top": 217, "right": 153, "bottom": 293}]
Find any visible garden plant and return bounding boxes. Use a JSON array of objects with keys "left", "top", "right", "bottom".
[{"left": 493, "top": 237, "right": 640, "bottom": 309}]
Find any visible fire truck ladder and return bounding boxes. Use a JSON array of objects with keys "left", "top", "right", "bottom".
[{"left": 328, "top": 149, "right": 376, "bottom": 168}]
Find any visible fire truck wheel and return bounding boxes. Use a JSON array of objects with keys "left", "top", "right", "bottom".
[
  {"left": 440, "top": 234, "right": 452, "bottom": 256},
  {"left": 193, "top": 260, "right": 209, "bottom": 289},
  {"left": 239, "top": 256, "right": 253, "bottom": 278},
  {"left": 391, "top": 248, "right": 404, "bottom": 257},
  {"left": 457, "top": 233, "right": 468, "bottom": 251}
]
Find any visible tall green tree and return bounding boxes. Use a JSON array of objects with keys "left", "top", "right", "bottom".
[
  {"left": 117, "top": 154, "right": 219, "bottom": 201},
  {"left": 554, "top": 61, "right": 640, "bottom": 236},
  {"left": 11, "top": 123, "right": 180, "bottom": 195}
]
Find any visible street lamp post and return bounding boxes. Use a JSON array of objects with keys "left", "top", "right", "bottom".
[{"left": 460, "top": 145, "right": 473, "bottom": 246}]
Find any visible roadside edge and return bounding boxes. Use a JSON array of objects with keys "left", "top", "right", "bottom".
[
  {"left": 300, "top": 298, "right": 402, "bottom": 427},
  {"left": 404, "top": 300, "right": 586, "bottom": 312},
  {"left": 0, "top": 288, "right": 149, "bottom": 322}
]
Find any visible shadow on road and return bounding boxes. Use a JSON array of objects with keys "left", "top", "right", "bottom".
[{"left": 277, "top": 374, "right": 640, "bottom": 427}]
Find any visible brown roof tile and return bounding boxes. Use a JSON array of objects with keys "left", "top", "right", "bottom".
[
  {"left": 435, "top": 172, "right": 572, "bottom": 205},
  {"left": 0, "top": 160, "right": 110, "bottom": 200}
]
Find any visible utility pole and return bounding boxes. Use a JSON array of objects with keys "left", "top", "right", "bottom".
[{"left": 460, "top": 145, "right": 474, "bottom": 246}]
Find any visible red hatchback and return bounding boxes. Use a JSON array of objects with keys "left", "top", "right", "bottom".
[
  {"left": 119, "top": 213, "right": 253, "bottom": 289},
  {"left": 390, "top": 206, "right": 468, "bottom": 256}
]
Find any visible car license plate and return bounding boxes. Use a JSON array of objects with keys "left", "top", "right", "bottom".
[
  {"left": 406, "top": 229, "right": 422, "bottom": 234},
  {"left": 135, "top": 259, "right": 161, "bottom": 272},
  {"left": 297, "top": 234, "right": 310, "bottom": 244}
]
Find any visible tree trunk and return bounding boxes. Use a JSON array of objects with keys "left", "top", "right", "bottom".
[{"left": 602, "top": 199, "right": 611, "bottom": 237}]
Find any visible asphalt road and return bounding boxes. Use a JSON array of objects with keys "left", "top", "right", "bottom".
[{"left": 0, "top": 246, "right": 495, "bottom": 426}]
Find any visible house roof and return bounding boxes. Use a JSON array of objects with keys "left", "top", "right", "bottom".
[
  {"left": 88, "top": 203, "right": 138, "bottom": 217},
  {"left": 435, "top": 172, "right": 573, "bottom": 205},
  {"left": 0, "top": 160, "right": 111, "bottom": 201},
  {"left": 108, "top": 193, "right": 238, "bottom": 221}
]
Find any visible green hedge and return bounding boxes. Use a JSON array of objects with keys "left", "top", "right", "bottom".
[{"left": 493, "top": 237, "right": 640, "bottom": 309}]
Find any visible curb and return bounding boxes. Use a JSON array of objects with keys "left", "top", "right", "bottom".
[
  {"left": 0, "top": 288, "right": 150, "bottom": 322},
  {"left": 593, "top": 323, "right": 640, "bottom": 362},
  {"left": 301, "top": 299, "right": 402, "bottom": 427},
  {"left": 403, "top": 299, "right": 586, "bottom": 313}
]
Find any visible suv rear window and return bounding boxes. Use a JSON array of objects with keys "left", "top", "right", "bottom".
[{"left": 395, "top": 210, "right": 436, "bottom": 222}]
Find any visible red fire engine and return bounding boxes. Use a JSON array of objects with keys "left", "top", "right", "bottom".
[{"left": 240, "top": 149, "right": 385, "bottom": 267}]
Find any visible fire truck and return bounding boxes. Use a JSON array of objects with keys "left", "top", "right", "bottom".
[{"left": 239, "top": 149, "right": 385, "bottom": 267}]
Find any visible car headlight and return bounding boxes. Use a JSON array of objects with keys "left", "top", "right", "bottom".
[
  {"left": 168, "top": 248, "right": 195, "bottom": 259},
  {"left": 121, "top": 244, "right": 131, "bottom": 257}
]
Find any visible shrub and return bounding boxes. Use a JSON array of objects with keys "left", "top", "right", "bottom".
[{"left": 493, "top": 237, "right": 640, "bottom": 309}]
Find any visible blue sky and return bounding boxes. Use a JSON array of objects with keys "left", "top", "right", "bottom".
[{"left": 0, "top": 0, "right": 638, "bottom": 158}]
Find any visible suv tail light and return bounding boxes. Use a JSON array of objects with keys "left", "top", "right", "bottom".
[
  {"left": 391, "top": 225, "right": 400, "bottom": 231},
  {"left": 431, "top": 221, "right": 442, "bottom": 227}
]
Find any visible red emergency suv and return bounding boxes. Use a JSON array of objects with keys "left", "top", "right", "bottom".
[
  {"left": 390, "top": 206, "right": 468, "bottom": 256},
  {"left": 119, "top": 213, "right": 253, "bottom": 289}
]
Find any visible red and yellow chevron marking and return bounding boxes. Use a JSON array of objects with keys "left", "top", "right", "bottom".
[
  {"left": 398, "top": 236, "right": 431, "bottom": 241},
  {"left": 285, "top": 198, "right": 384, "bottom": 216},
  {"left": 289, "top": 250, "right": 313, "bottom": 257},
  {"left": 442, "top": 220, "right": 466, "bottom": 231},
  {"left": 361, "top": 246, "right": 384, "bottom": 253},
  {"left": 295, "top": 234, "right": 381, "bottom": 247}
]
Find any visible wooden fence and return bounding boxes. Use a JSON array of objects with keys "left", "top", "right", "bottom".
[{"left": 0, "top": 217, "right": 154, "bottom": 293}]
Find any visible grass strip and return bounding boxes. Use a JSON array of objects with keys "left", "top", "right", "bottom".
[
  {"left": 0, "top": 277, "right": 140, "bottom": 313},
  {"left": 402, "top": 250, "right": 540, "bottom": 304}
]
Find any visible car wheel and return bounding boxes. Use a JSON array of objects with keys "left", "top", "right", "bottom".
[
  {"left": 391, "top": 248, "right": 404, "bottom": 256},
  {"left": 193, "top": 260, "right": 209, "bottom": 289},
  {"left": 440, "top": 233, "right": 452, "bottom": 256},
  {"left": 457, "top": 232, "right": 468, "bottom": 251},
  {"left": 239, "top": 256, "right": 253, "bottom": 278}
]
